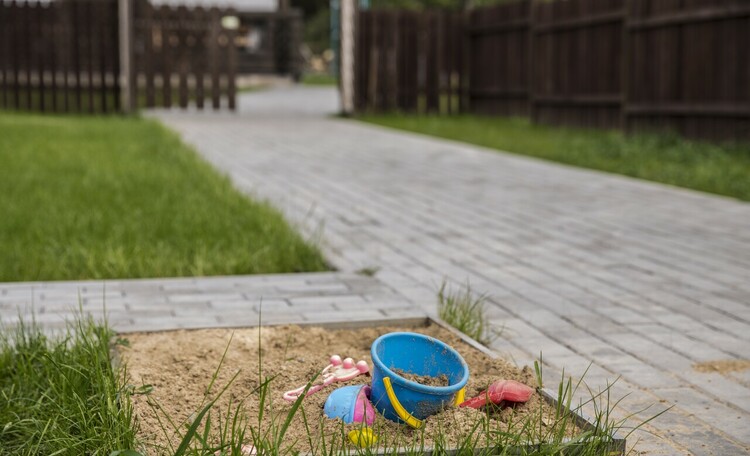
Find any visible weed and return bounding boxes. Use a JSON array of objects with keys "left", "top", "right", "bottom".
[
  {"left": 356, "top": 266, "right": 380, "bottom": 277},
  {"left": 437, "top": 281, "right": 495, "bottom": 346},
  {"left": 0, "top": 311, "right": 663, "bottom": 455}
]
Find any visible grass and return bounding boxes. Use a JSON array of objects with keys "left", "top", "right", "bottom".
[
  {"left": 302, "top": 73, "right": 338, "bottom": 86},
  {"left": 1, "top": 310, "right": 663, "bottom": 455},
  {"left": 138, "top": 333, "right": 658, "bottom": 456},
  {"left": 0, "top": 112, "right": 329, "bottom": 282},
  {"left": 437, "top": 281, "right": 495, "bottom": 346},
  {"left": 0, "top": 315, "right": 137, "bottom": 455},
  {"left": 358, "top": 114, "right": 750, "bottom": 201}
]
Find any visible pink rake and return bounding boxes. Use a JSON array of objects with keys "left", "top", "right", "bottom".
[{"left": 283, "top": 355, "right": 369, "bottom": 402}]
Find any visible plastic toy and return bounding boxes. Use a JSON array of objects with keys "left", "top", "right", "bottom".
[
  {"left": 323, "top": 384, "right": 376, "bottom": 425},
  {"left": 369, "top": 332, "right": 469, "bottom": 428},
  {"left": 214, "top": 444, "right": 255, "bottom": 455},
  {"left": 282, "top": 355, "right": 369, "bottom": 401},
  {"left": 459, "top": 379, "right": 534, "bottom": 409},
  {"left": 348, "top": 428, "right": 378, "bottom": 448}
]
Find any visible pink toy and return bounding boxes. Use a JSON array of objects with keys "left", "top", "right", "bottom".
[
  {"left": 323, "top": 384, "right": 376, "bottom": 425},
  {"left": 459, "top": 380, "right": 534, "bottom": 409},
  {"left": 283, "top": 355, "right": 369, "bottom": 402}
]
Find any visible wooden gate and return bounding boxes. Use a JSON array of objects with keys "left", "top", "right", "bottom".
[{"left": 133, "top": 0, "right": 238, "bottom": 110}]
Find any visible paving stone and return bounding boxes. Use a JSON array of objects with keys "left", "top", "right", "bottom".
[{"left": 0, "top": 87, "right": 747, "bottom": 454}]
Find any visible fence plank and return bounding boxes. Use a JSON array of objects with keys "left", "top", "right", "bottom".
[
  {"left": 424, "top": 13, "right": 438, "bottom": 113},
  {"left": 194, "top": 7, "right": 206, "bottom": 109},
  {"left": 227, "top": 9, "right": 237, "bottom": 110}
]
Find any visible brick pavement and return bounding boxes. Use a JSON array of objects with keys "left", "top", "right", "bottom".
[
  {"left": 0, "top": 272, "right": 422, "bottom": 332},
  {"left": 2, "top": 85, "right": 748, "bottom": 454},
  {"left": 151, "top": 86, "right": 750, "bottom": 454}
]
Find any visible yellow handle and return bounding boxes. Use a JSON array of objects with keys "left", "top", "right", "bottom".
[
  {"left": 454, "top": 387, "right": 465, "bottom": 406},
  {"left": 383, "top": 377, "right": 423, "bottom": 429}
]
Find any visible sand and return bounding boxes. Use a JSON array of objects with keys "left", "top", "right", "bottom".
[{"left": 118, "top": 323, "right": 579, "bottom": 454}]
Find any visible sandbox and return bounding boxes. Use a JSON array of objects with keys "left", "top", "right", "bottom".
[{"left": 117, "top": 318, "right": 625, "bottom": 455}]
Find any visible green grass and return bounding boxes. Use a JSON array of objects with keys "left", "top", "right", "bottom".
[
  {"left": 0, "top": 315, "right": 137, "bottom": 455},
  {"left": 438, "top": 281, "right": 495, "bottom": 346},
  {"left": 1, "top": 310, "right": 663, "bottom": 455},
  {"left": 358, "top": 114, "right": 750, "bottom": 201},
  {"left": 0, "top": 112, "right": 328, "bottom": 282},
  {"left": 144, "top": 334, "right": 658, "bottom": 456},
  {"left": 301, "top": 73, "right": 338, "bottom": 86}
]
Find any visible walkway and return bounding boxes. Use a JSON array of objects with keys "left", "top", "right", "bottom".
[{"left": 2, "top": 86, "right": 749, "bottom": 454}]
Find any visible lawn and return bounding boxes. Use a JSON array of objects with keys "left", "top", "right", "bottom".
[
  {"left": 0, "top": 112, "right": 328, "bottom": 282},
  {"left": 358, "top": 115, "right": 750, "bottom": 202}
]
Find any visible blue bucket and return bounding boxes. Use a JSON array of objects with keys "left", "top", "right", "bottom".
[{"left": 370, "top": 332, "right": 469, "bottom": 426}]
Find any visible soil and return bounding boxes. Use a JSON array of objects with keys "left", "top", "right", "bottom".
[
  {"left": 119, "top": 323, "right": 580, "bottom": 454},
  {"left": 392, "top": 369, "right": 450, "bottom": 387}
]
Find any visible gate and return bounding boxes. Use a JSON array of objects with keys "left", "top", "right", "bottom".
[{"left": 132, "top": 0, "right": 238, "bottom": 110}]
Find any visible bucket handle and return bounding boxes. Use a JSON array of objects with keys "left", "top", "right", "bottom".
[
  {"left": 382, "top": 378, "right": 467, "bottom": 428},
  {"left": 454, "top": 387, "right": 466, "bottom": 406},
  {"left": 383, "top": 377, "right": 423, "bottom": 429}
]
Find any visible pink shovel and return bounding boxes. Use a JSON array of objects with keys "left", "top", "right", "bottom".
[{"left": 459, "top": 380, "right": 534, "bottom": 409}]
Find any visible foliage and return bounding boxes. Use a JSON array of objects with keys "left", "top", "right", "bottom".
[
  {"left": 0, "top": 112, "right": 329, "bottom": 281},
  {"left": 358, "top": 114, "right": 750, "bottom": 201},
  {"left": 304, "top": 8, "right": 331, "bottom": 54},
  {"left": 302, "top": 73, "right": 338, "bottom": 86}
]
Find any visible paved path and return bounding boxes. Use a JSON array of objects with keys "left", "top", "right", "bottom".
[
  {"left": 154, "top": 87, "right": 750, "bottom": 455},
  {"left": 2, "top": 86, "right": 749, "bottom": 454},
  {"left": 0, "top": 272, "right": 422, "bottom": 332}
]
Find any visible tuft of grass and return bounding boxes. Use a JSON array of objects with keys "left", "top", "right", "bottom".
[
  {"left": 144, "top": 348, "right": 662, "bottom": 456},
  {"left": 437, "top": 281, "right": 495, "bottom": 346},
  {"left": 0, "top": 309, "right": 660, "bottom": 455},
  {"left": 0, "top": 314, "right": 138, "bottom": 455},
  {"left": 0, "top": 112, "right": 329, "bottom": 281},
  {"left": 355, "top": 266, "right": 380, "bottom": 277},
  {"left": 357, "top": 114, "right": 750, "bottom": 201}
]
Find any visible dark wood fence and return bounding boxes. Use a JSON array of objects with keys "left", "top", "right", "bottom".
[
  {"left": 0, "top": 0, "right": 303, "bottom": 113},
  {"left": 0, "top": 0, "right": 121, "bottom": 113},
  {"left": 530, "top": 0, "right": 624, "bottom": 130},
  {"left": 355, "top": 9, "right": 465, "bottom": 114},
  {"left": 626, "top": 0, "right": 750, "bottom": 141},
  {"left": 355, "top": 0, "right": 750, "bottom": 141},
  {"left": 133, "top": 1, "right": 237, "bottom": 109},
  {"left": 467, "top": 1, "right": 529, "bottom": 117}
]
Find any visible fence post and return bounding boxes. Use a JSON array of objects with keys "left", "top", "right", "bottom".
[
  {"left": 339, "top": 0, "right": 356, "bottom": 115},
  {"left": 118, "top": 0, "right": 135, "bottom": 113},
  {"left": 620, "top": 0, "right": 630, "bottom": 132}
]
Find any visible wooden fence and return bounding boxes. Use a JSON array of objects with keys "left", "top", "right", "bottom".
[
  {"left": 132, "top": 1, "right": 237, "bottom": 110},
  {"left": 355, "top": 9, "right": 465, "bottom": 114},
  {"left": 0, "top": 0, "right": 122, "bottom": 113},
  {"left": 355, "top": 0, "right": 750, "bottom": 141},
  {"left": 0, "top": 0, "right": 302, "bottom": 113}
]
